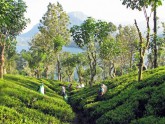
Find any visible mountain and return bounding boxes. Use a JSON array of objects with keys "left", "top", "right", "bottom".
[
  {"left": 68, "top": 11, "right": 87, "bottom": 27},
  {"left": 16, "top": 11, "right": 88, "bottom": 52}
]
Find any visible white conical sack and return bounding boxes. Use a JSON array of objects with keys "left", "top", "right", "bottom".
[
  {"left": 103, "top": 84, "right": 107, "bottom": 94},
  {"left": 39, "top": 84, "right": 44, "bottom": 94}
]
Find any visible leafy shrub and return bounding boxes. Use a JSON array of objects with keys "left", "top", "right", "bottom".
[
  {"left": 0, "top": 106, "right": 23, "bottom": 124},
  {"left": 131, "top": 116, "right": 165, "bottom": 124},
  {"left": 69, "top": 66, "right": 165, "bottom": 124},
  {"left": 1, "top": 75, "right": 75, "bottom": 123}
]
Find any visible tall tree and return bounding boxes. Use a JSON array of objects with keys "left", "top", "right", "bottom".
[
  {"left": 116, "top": 25, "right": 139, "bottom": 74},
  {"left": 61, "top": 53, "right": 76, "bottom": 82},
  {"left": 37, "top": 2, "right": 70, "bottom": 80},
  {"left": 71, "top": 17, "right": 116, "bottom": 86},
  {"left": 120, "top": 0, "right": 152, "bottom": 81},
  {"left": 0, "top": 0, "right": 29, "bottom": 78},
  {"left": 99, "top": 35, "right": 119, "bottom": 78},
  {"left": 72, "top": 53, "right": 87, "bottom": 84},
  {"left": 120, "top": 0, "right": 164, "bottom": 68},
  {"left": 4, "top": 39, "right": 17, "bottom": 74}
]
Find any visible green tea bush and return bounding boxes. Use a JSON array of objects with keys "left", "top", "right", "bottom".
[
  {"left": 69, "top": 66, "right": 165, "bottom": 124},
  {"left": 0, "top": 106, "right": 23, "bottom": 124},
  {"left": 0, "top": 75, "right": 75, "bottom": 123},
  {"left": 131, "top": 116, "right": 165, "bottom": 124}
]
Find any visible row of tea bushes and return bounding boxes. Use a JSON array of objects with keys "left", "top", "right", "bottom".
[
  {"left": 69, "top": 66, "right": 165, "bottom": 124},
  {"left": 0, "top": 75, "right": 75, "bottom": 124}
]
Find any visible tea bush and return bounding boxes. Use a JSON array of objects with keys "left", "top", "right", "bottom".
[
  {"left": 0, "top": 75, "right": 75, "bottom": 124},
  {"left": 69, "top": 66, "right": 165, "bottom": 124}
]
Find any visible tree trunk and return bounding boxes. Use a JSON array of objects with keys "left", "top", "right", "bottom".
[
  {"left": 89, "top": 62, "right": 96, "bottom": 87},
  {"left": 111, "top": 62, "right": 116, "bottom": 78},
  {"left": 0, "top": 45, "right": 5, "bottom": 79},
  {"left": 57, "top": 55, "right": 61, "bottom": 81},
  {"left": 87, "top": 50, "right": 97, "bottom": 87},
  {"left": 138, "top": 54, "right": 144, "bottom": 82},
  {"left": 9, "top": 61, "right": 11, "bottom": 74},
  {"left": 76, "top": 67, "right": 82, "bottom": 84},
  {"left": 44, "top": 66, "right": 49, "bottom": 79},
  {"left": 135, "top": 15, "right": 150, "bottom": 82},
  {"left": 68, "top": 75, "right": 71, "bottom": 82},
  {"left": 153, "top": 8, "right": 158, "bottom": 68},
  {"left": 36, "top": 69, "right": 40, "bottom": 79},
  {"left": 108, "top": 61, "right": 112, "bottom": 77},
  {"left": 90, "top": 73, "right": 94, "bottom": 87},
  {"left": 130, "top": 51, "right": 133, "bottom": 69},
  {"left": 103, "top": 62, "right": 106, "bottom": 80}
]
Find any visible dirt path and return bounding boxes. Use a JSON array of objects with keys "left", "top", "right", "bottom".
[{"left": 72, "top": 109, "right": 89, "bottom": 124}]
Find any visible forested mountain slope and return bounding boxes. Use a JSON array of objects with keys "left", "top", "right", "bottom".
[{"left": 70, "top": 66, "right": 165, "bottom": 124}]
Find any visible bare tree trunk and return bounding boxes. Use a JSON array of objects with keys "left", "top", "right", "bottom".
[
  {"left": 87, "top": 50, "right": 97, "bottom": 87},
  {"left": 44, "top": 66, "right": 49, "bottom": 79},
  {"left": 0, "top": 45, "right": 5, "bottom": 79},
  {"left": 36, "top": 69, "right": 40, "bottom": 79},
  {"left": 76, "top": 66, "right": 82, "bottom": 84},
  {"left": 135, "top": 16, "right": 150, "bottom": 82},
  {"left": 120, "top": 56, "right": 124, "bottom": 76},
  {"left": 135, "top": 20, "right": 144, "bottom": 82},
  {"left": 108, "top": 61, "right": 112, "bottom": 77},
  {"left": 102, "top": 62, "right": 106, "bottom": 80},
  {"left": 153, "top": 8, "right": 158, "bottom": 68},
  {"left": 90, "top": 73, "right": 94, "bottom": 87},
  {"left": 111, "top": 62, "right": 116, "bottom": 78},
  {"left": 68, "top": 75, "right": 71, "bottom": 82},
  {"left": 57, "top": 55, "right": 61, "bottom": 81},
  {"left": 130, "top": 51, "right": 133, "bottom": 69}
]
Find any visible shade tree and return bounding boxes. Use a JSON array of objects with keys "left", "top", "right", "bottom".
[
  {"left": 0, "top": 0, "right": 29, "bottom": 78},
  {"left": 71, "top": 17, "right": 116, "bottom": 86}
]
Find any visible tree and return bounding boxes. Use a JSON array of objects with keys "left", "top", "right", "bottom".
[
  {"left": 71, "top": 17, "right": 116, "bottom": 86},
  {"left": 116, "top": 25, "right": 139, "bottom": 74},
  {"left": 61, "top": 53, "right": 76, "bottom": 82},
  {"left": 72, "top": 53, "right": 87, "bottom": 84},
  {"left": 0, "top": 0, "right": 29, "bottom": 78},
  {"left": 39, "top": 2, "right": 70, "bottom": 80},
  {"left": 120, "top": 0, "right": 164, "bottom": 68},
  {"left": 120, "top": 0, "right": 155, "bottom": 81},
  {"left": 4, "top": 39, "right": 17, "bottom": 74},
  {"left": 99, "top": 35, "right": 119, "bottom": 78}
]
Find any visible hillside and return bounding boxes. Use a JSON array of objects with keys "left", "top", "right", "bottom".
[
  {"left": 0, "top": 67, "right": 165, "bottom": 124},
  {"left": 0, "top": 75, "right": 75, "bottom": 124},
  {"left": 69, "top": 66, "right": 165, "bottom": 124}
]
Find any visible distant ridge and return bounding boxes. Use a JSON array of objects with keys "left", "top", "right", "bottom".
[
  {"left": 16, "top": 11, "right": 88, "bottom": 52},
  {"left": 20, "top": 23, "right": 40, "bottom": 37}
]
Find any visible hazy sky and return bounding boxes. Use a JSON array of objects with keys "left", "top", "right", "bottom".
[{"left": 23, "top": 0, "right": 165, "bottom": 33}]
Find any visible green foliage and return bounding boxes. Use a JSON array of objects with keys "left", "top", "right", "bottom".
[
  {"left": 131, "top": 116, "right": 165, "bottom": 124},
  {"left": 0, "top": 0, "right": 29, "bottom": 36},
  {"left": 23, "top": 2, "right": 70, "bottom": 78},
  {"left": 0, "top": 106, "right": 24, "bottom": 124},
  {"left": 121, "top": 0, "right": 163, "bottom": 11},
  {"left": 70, "top": 66, "right": 165, "bottom": 123},
  {"left": 0, "top": 75, "right": 75, "bottom": 123}
]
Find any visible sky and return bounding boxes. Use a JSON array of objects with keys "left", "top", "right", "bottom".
[{"left": 23, "top": 0, "right": 165, "bottom": 33}]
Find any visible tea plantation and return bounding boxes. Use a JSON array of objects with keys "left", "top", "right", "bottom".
[
  {"left": 0, "top": 66, "right": 165, "bottom": 124},
  {"left": 69, "top": 66, "right": 165, "bottom": 124},
  {"left": 0, "top": 75, "right": 75, "bottom": 124}
]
